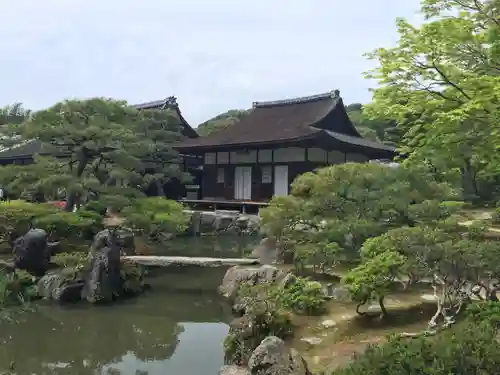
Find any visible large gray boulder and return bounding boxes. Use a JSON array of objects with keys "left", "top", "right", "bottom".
[
  {"left": 81, "top": 229, "right": 123, "bottom": 303},
  {"left": 220, "top": 366, "right": 250, "bottom": 375},
  {"left": 219, "top": 265, "right": 292, "bottom": 302},
  {"left": 248, "top": 336, "right": 311, "bottom": 375},
  {"left": 13, "top": 228, "right": 50, "bottom": 276},
  {"left": 37, "top": 271, "right": 84, "bottom": 303}
]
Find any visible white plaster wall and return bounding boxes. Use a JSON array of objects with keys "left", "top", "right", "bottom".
[
  {"left": 273, "top": 147, "right": 305, "bottom": 162},
  {"left": 230, "top": 150, "right": 257, "bottom": 164}
]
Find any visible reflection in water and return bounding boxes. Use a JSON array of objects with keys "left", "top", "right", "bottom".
[{"left": 0, "top": 236, "right": 259, "bottom": 375}]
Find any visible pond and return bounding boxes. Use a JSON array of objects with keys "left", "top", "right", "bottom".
[
  {"left": 0, "top": 236, "right": 259, "bottom": 375},
  {"left": 0, "top": 235, "right": 436, "bottom": 374}
]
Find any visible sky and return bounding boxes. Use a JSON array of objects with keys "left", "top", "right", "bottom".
[{"left": 0, "top": 0, "right": 422, "bottom": 126}]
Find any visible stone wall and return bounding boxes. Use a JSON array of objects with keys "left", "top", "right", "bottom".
[{"left": 184, "top": 210, "right": 261, "bottom": 236}]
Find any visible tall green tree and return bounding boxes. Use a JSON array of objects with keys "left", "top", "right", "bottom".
[
  {"left": 345, "top": 103, "right": 400, "bottom": 145},
  {"left": 363, "top": 0, "right": 500, "bottom": 200},
  {"left": 0, "top": 98, "right": 190, "bottom": 210}
]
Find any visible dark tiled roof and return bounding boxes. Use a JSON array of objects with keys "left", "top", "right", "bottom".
[
  {"left": 131, "top": 97, "right": 176, "bottom": 110},
  {"left": 176, "top": 90, "right": 368, "bottom": 150},
  {"left": 324, "top": 130, "right": 396, "bottom": 152},
  {"left": 0, "top": 140, "right": 43, "bottom": 159},
  {"left": 132, "top": 96, "right": 198, "bottom": 138}
]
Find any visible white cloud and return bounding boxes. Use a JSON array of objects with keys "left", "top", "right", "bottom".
[{"left": 0, "top": 0, "right": 421, "bottom": 125}]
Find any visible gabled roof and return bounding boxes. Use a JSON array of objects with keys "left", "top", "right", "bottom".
[
  {"left": 131, "top": 96, "right": 198, "bottom": 138},
  {"left": 0, "top": 96, "right": 198, "bottom": 160},
  {"left": 176, "top": 90, "right": 394, "bottom": 154}
]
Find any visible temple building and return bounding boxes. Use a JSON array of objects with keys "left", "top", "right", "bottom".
[{"left": 175, "top": 90, "right": 396, "bottom": 202}]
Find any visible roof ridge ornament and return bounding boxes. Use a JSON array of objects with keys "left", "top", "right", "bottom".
[
  {"left": 164, "top": 96, "right": 178, "bottom": 108},
  {"left": 252, "top": 90, "right": 340, "bottom": 108}
]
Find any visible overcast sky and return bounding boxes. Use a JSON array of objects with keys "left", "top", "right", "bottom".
[{"left": 1, "top": 0, "right": 421, "bottom": 126}]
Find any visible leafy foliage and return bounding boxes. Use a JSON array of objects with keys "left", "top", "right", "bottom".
[
  {"left": 0, "top": 269, "right": 37, "bottom": 307},
  {"left": 260, "top": 163, "right": 458, "bottom": 270},
  {"left": 121, "top": 197, "right": 189, "bottom": 239},
  {"left": 364, "top": 0, "right": 500, "bottom": 200},
  {"left": 224, "top": 280, "right": 295, "bottom": 365},
  {"left": 239, "top": 277, "right": 327, "bottom": 316},
  {"left": 331, "top": 318, "right": 500, "bottom": 375},
  {"left": 275, "top": 277, "right": 327, "bottom": 315},
  {"left": 466, "top": 301, "right": 500, "bottom": 327},
  {"left": 0, "top": 200, "right": 103, "bottom": 243},
  {"left": 352, "top": 224, "right": 500, "bottom": 325},
  {"left": 51, "top": 251, "right": 90, "bottom": 270},
  {"left": 120, "top": 260, "right": 145, "bottom": 294},
  {"left": 343, "top": 251, "right": 406, "bottom": 316},
  {"left": 345, "top": 103, "right": 400, "bottom": 145},
  {"left": 0, "top": 98, "right": 190, "bottom": 211}
]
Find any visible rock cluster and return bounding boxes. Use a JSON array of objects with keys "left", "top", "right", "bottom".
[
  {"left": 13, "top": 228, "right": 144, "bottom": 304},
  {"left": 219, "top": 264, "right": 295, "bottom": 304},
  {"left": 219, "top": 264, "right": 312, "bottom": 374},
  {"left": 221, "top": 336, "right": 311, "bottom": 375},
  {"left": 185, "top": 210, "right": 261, "bottom": 236}
]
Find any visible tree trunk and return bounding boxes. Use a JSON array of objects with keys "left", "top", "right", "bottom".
[
  {"left": 460, "top": 158, "right": 479, "bottom": 201},
  {"left": 65, "top": 153, "right": 88, "bottom": 212},
  {"left": 378, "top": 296, "right": 388, "bottom": 318},
  {"left": 355, "top": 298, "right": 368, "bottom": 316}
]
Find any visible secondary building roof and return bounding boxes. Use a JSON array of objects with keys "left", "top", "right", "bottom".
[{"left": 176, "top": 90, "right": 395, "bottom": 156}]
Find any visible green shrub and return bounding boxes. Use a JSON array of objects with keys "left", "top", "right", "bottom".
[
  {"left": 121, "top": 197, "right": 190, "bottom": 240},
  {"left": 273, "top": 277, "right": 327, "bottom": 315},
  {"left": 0, "top": 200, "right": 58, "bottom": 242},
  {"left": 75, "top": 209, "right": 105, "bottom": 237},
  {"left": 120, "top": 259, "right": 145, "bottom": 294},
  {"left": 0, "top": 269, "right": 38, "bottom": 306},
  {"left": 51, "top": 252, "right": 91, "bottom": 280},
  {"left": 465, "top": 301, "right": 500, "bottom": 326},
  {"left": 491, "top": 207, "right": 500, "bottom": 224},
  {"left": 35, "top": 210, "right": 103, "bottom": 241},
  {"left": 0, "top": 200, "right": 104, "bottom": 243},
  {"left": 239, "top": 277, "right": 327, "bottom": 316},
  {"left": 224, "top": 286, "right": 294, "bottom": 365},
  {"left": 52, "top": 251, "right": 90, "bottom": 269},
  {"left": 82, "top": 200, "right": 108, "bottom": 216},
  {"left": 332, "top": 319, "right": 500, "bottom": 375}
]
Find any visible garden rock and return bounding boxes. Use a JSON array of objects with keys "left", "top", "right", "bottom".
[
  {"left": 37, "top": 271, "right": 84, "bottom": 303},
  {"left": 184, "top": 210, "right": 261, "bottom": 235},
  {"left": 81, "top": 229, "right": 123, "bottom": 303},
  {"left": 323, "top": 285, "right": 350, "bottom": 301},
  {"left": 13, "top": 228, "right": 51, "bottom": 276},
  {"left": 219, "top": 265, "right": 290, "bottom": 302},
  {"left": 248, "top": 336, "right": 311, "bottom": 375},
  {"left": 219, "top": 366, "right": 250, "bottom": 375},
  {"left": 300, "top": 337, "right": 323, "bottom": 346},
  {"left": 321, "top": 319, "right": 337, "bottom": 328}
]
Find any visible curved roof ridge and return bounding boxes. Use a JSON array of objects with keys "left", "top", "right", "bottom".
[
  {"left": 253, "top": 89, "right": 340, "bottom": 108},
  {"left": 132, "top": 96, "right": 178, "bottom": 110}
]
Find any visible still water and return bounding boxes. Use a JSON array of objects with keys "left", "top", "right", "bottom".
[{"left": 0, "top": 236, "right": 259, "bottom": 375}]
